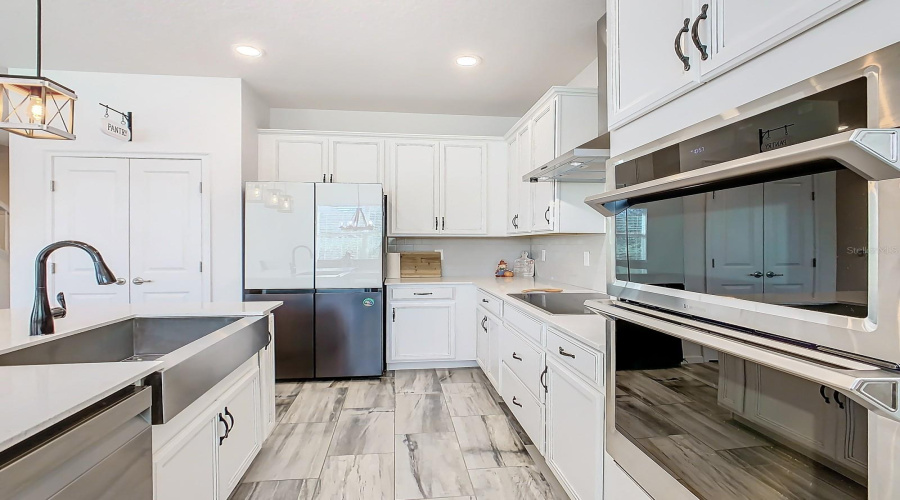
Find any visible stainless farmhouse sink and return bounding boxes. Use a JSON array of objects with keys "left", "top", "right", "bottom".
[{"left": 0, "top": 316, "right": 270, "bottom": 424}]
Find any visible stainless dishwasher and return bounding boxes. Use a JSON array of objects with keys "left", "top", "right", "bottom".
[{"left": 0, "top": 385, "right": 152, "bottom": 500}]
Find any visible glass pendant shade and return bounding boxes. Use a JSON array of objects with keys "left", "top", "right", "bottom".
[
  {"left": 263, "top": 188, "right": 282, "bottom": 208},
  {"left": 277, "top": 194, "right": 293, "bottom": 213},
  {"left": 0, "top": 75, "right": 76, "bottom": 140},
  {"left": 246, "top": 182, "right": 263, "bottom": 203}
]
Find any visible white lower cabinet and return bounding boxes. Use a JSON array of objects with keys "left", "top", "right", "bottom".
[
  {"left": 216, "top": 370, "right": 262, "bottom": 496},
  {"left": 476, "top": 307, "right": 490, "bottom": 373},
  {"left": 154, "top": 356, "right": 267, "bottom": 500},
  {"left": 545, "top": 358, "right": 604, "bottom": 500},
  {"left": 387, "top": 285, "right": 475, "bottom": 366},
  {"left": 500, "top": 362, "right": 545, "bottom": 452}
]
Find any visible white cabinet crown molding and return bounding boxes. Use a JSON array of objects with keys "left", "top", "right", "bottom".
[{"left": 259, "top": 128, "right": 505, "bottom": 142}]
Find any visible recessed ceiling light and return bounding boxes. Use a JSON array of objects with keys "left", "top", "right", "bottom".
[
  {"left": 456, "top": 55, "right": 481, "bottom": 67},
  {"left": 235, "top": 45, "right": 263, "bottom": 57}
]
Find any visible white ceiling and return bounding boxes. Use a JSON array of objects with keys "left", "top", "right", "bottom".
[{"left": 0, "top": 1, "right": 604, "bottom": 117}]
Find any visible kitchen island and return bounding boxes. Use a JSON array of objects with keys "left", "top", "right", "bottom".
[{"left": 0, "top": 301, "right": 281, "bottom": 500}]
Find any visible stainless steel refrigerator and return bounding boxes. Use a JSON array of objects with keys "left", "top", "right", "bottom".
[{"left": 243, "top": 182, "right": 384, "bottom": 379}]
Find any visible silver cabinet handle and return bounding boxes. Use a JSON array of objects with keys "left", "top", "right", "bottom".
[
  {"left": 765, "top": 271, "right": 784, "bottom": 278},
  {"left": 115, "top": 278, "right": 127, "bottom": 285},
  {"left": 132, "top": 277, "right": 153, "bottom": 285},
  {"left": 747, "top": 272, "right": 763, "bottom": 278}
]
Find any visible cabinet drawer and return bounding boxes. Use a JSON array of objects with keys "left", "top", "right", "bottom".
[
  {"left": 547, "top": 329, "right": 603, "bottom": 389},
  {"left": 477, "top": 290, "right": 503, "bottom": 317},
  {"left": 500, "top": 362, "right": 544, "bottom": 451},
  {"left": 503, "top": 305, "right": 545, "bottom": 344},
  {"left": 391, "top": 287, "right": 454, "bottom": 300},
  {"left": 501, "top": 327, "right": 545, "bottom": 402}
]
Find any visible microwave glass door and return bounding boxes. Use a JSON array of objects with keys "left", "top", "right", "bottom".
[
  {"left": 613, "top": 318, "right": 868, "bottom": 499},
  {"left": 614, "top": 78, "right": 869, "bottom": 319}
]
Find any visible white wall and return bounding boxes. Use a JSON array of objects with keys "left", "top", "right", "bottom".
[
  {"left": 241, "top": 83, "right": 268, "bottom": 183},
  {"left": 567, "top": 58, "right": 599, "bottom": 88},
  {"left": 269, "top": 108, "right": 518, "bottom": 137},
  {"left": 531, "top": 234, "right": 607, "bottom": 291},
  {"left": 9, "top": 70, "right": 245, "bottom": 307},
  {"left": 610, "top": 0, "right": 900, "bottom": 156}
]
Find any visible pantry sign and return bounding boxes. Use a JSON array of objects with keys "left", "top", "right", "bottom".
[{"left": 100, "top": 103, "right": 133, "bottom": 142}]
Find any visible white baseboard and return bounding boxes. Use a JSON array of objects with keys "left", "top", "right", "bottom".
[{"left": 387, "top": 360, "right": 479, "bottom": 371}]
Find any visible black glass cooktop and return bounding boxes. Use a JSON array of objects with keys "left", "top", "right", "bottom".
[{"left": 507, "top": 293, "right": 609, "bottom": 315}]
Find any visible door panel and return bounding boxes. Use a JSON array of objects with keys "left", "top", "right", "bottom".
[
  {"left": 391, "top": 302, "right": 454, "bottom": 361},
  {"left": 154, "top": 416, "right": 217, "bottom": 500},
  {"left": 331, "top": 139, "right": 383, "bottom": 184},
  {"left": 516, "top": 127, "right": 533, "bottom": 232},
  {"left": 531, "top": 99, "right": 557, "bottom": 169},
  {"left": 440, "top": 143, "right": 487, "bottom": 234},
  {"left": 51, "top": 157, "right": 130, "bottom": 305},
  {"left": 276, "top": 137, "right": 328, "bottom": 182},
  {"left": 506, "top": 138, "right": 520, "bottom": 233},
  {"left": 244, "top": 182, "right": 316, "bottom": 290},
  {"left": 218, "top": 371, "right": 261, "bottom": 496},
  {"left": 703, "top": 0, "right": 863, "bottom": 77},
  {"left": 314, "top": 183, "right": 384, "bottom": 289},
  {"left": 705, "top": 185, "right": 764, "bottom": 295},
  {"left": 763, "top": 177, "right": 815, "bottom": 298},
  {"left": 390, "top": 142, "right": 439, "bottom": 235},
  {"left": 609, "top": 0, "right": 699, "bottom": 127},
  {"left": 316, "top": 291, "right": 384, "bottom": 377},
  {"left": 129, "top": 159, "right": 202, "bottom": 303}
]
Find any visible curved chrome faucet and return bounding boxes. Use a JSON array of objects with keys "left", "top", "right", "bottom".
[{"left": 31, "top": 241, "right": 118, "bottom": 336}]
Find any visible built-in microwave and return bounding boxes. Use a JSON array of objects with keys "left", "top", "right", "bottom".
[{"left": 587, "top": 41, "right": 900, "bottom": 369}]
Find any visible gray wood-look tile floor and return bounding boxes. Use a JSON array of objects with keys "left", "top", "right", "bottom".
[
  {"left": 616, "top": 363, "right": 867, "bottom": 500},
  {"left": 234, "top": 368, "right": 568, "bottom": 500}
]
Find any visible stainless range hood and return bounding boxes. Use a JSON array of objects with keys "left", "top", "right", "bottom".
[{"left": 523, "top": 134, "right": 610, "bottom": 183}]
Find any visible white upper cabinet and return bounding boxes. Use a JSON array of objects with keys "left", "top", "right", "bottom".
[
  {"left": 440, "top": 142, "right": 487, "bottom": 235},
  {"left": 608, "top": 0, "right": 700, "bottom": 129},
  {"left": 274, "top": 136, "right": 329, "bottom": 182},
  {"left": 390, "top": 140, "right": 440, "bottom": 235},
  {"left": 608, "top": 0, "right": 864, "bottom": 128},
  {"left": 506, "top": 138, "right": 520, "bottom": 234},
  {"left": 330, "top": 138, "right": 384, "bottom": 184},
  {"left": 389, "top": 140, "right": 488, "bottom": 236},
  {"left": 515, "top": 125, "right": 533, "bottom": 234},
  {"left": 698, "top": 0, "right": 863, "bottom": 78}
]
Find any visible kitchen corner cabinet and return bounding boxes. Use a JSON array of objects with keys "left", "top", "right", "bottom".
[
  {"left": 387, "top": 285, "right": 476, "bottom": 366},
  {"left": 258, "top": 133, "right": 384, "bottom": 184},
  {"left": 389, "top": 140, "right": 488, "bottom": 236},
  {"left": 607, "top": 0, "right": 863, "bottom": 128},
  {"left": 505, "top": 87, "right": 606, "bottom": 236},
  {"left": 154, "top": 356, "right": 266, "bottom": 500}
]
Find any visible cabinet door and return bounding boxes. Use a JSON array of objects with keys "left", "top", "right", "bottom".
[
  {"left": 545, "top": 359, "right": 604, "bottom": 500},
  {"left": 531, "top": 183, "right": 556, "bottom": 233},
  {"left": 50, "top": 157, "right": 131, "bottom": 305},
  {"left": 701, "top": 0, "right": 863, "bottom": 78},
  {"left": 276, "top": 136, "right": 329, "bottom": 182},
  {"left": 608, "top": 0, "right": 699, "bottom": 128},
  {"left": 154, "top": 415, "right": 218, "bottom": 500},
  {"left": 476, "top": 308, "right": 490, "bottom": 372},
  {"left": 330, "top": 138, "right": 383, "bottom": 184},
  {"left": 389, "top": 141, "right": 439, "bottom": 235},
  {"left": 531, "top": 98, "right": 557, "bottom": 170},
  {"left": 506, "top": 138, "right": 520, "bottom": 234},
  {"left": 129, "top": 159, "right": 203, "bottom": 303},
  {"left": 836, "top": 397, "right": 868, "bottom": 476},
  {"left": 744, "top": 363, "right": 838, "bottom": 458},
  {"left": 440, "top": 142, "right": 487, "bottom": 235},
  {"left": 390, "top": 302, "right": 455, "bottom": 361},
  {"left": 516, "top": 126, "right": 533, "bottom": 233},
  {"left": 218, "top": 370, "right": 262, "bottom": 497},
  {"left": 259, "top": 317, "right": 276, "bottom": 438},
  {"left": 488, "top": 320, "right": 503, "bottom": 390}
]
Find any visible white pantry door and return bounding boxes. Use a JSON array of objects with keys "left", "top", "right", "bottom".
[
  {"left": 129, "top": 159, "right": 203, "bottom": 303},
  {"left": 762, "top": 177, "right": 815, "bottom": 298},
  {"left": 705, "top": 185, "right": 765, "bottom": 296},
  {"left": 51, "top": 157, "right": 131, "bottom": 305}
]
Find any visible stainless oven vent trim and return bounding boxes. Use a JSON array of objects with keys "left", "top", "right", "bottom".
[
  {"left": 589, "top": 299, "right": 900, "bottom": 422},
  {"left": 586, "top": 128, "right": 900, "bottom": 216}
]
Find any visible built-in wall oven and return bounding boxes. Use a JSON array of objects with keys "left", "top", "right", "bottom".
[{"left": 586, "top": 41, "right": 900, "bottom": 500}]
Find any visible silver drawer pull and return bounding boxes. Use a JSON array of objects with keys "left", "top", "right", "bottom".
[
  {"left": 413, "top": 292, "right": 433, "bottom": 296},
  {"left": 559, "top": 347, "right": 576, "bottom": 359},
  {"left": 512, "top": 396, "right": 523, "bottom": 407},
  {"left": 512, "top": 352, "right": 523, "bottom": 361}
]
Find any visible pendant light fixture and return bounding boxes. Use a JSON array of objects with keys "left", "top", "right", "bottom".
[
  {"left": 0, "top": 0, "right": 77, "bottom": 140},
  {"left": 340, "top": 185, "right": 375, "bottom": 232}
]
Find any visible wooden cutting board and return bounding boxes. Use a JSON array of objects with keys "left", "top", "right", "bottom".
[{"left": 400, "top": 252, "right": 442, "bottom": 277}]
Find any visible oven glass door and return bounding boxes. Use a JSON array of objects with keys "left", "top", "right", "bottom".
[{"left": 609, "top": 317, "right": 868, "bottom": 500}]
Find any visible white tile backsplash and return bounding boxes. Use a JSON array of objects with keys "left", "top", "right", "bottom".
[{"left": 390, "top": 233, "right": 607, "bottom": 291}]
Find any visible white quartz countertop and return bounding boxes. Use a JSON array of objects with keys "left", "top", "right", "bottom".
[
  {"left": 0, "top": 301, "right": 281, "bottom": 452},
  {"left": 385, "top": 276, "right": 609, "bottom": 351}
]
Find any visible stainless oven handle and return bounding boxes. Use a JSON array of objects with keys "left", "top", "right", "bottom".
[{"left": 592, "top": 301, "right": 900, "bottom": 421}]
